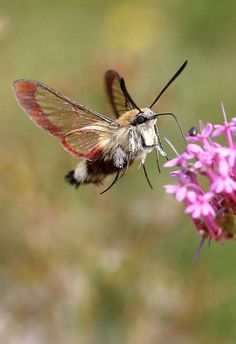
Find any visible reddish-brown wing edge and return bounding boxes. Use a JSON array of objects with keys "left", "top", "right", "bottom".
[
  {"left": 13, "top": 80, "right": 114, "bottom": 136},
  {"left": 13, "top": 80, "right": 62, "bottom": 137},
  {"left": 13, "top": 80, "right": 117, "bottom": 159}
]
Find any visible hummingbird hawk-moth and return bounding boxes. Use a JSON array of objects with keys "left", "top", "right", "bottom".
[{"left": 13, "top": 61, "right": 187, "bottom": 193}]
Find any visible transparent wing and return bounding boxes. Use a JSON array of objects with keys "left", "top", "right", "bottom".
[
  {"left": 13, "top": 80, "right": 118, "bottom": 158},
  {"left": 105, "top": 70, "right": 134, "bottom": 118},
  {"left": 62, "top": 128, "right": 113, "bottom": 159}
]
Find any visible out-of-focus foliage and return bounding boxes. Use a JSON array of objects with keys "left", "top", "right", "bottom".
[{"left": 1, "top": 1, "right": 236, "bottom": 343}]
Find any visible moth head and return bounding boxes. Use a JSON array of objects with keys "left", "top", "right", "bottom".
[{"left": 131, "top": 108, "right": 157, "bottom": 127}]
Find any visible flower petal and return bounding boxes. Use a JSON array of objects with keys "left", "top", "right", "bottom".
[
  {"left": 176, "top": 186, "right": 187, "bottom": 201},
  {"left": 164, "top": 185, "right": 178, "bottom": 194},
  {"left": 202, "top": 123, "right": 213, "bottom": 137},
  {"left": 164, "top": 157, "right": 180, "bottom": 167},
  {"left": 187, "top": 191, "right": 197, "bottom": 202},
  {"left": 187, "top": 144, "right": 203, "bottom": 155},
  {"left": 212, "top": 126, "right": 225, "bottom": 137},
  {"left": 218, "top": 160, "right": 229, "bottom": 177}
]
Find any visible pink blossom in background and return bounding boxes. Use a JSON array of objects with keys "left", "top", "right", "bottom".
[{"left": 164, "top": 104, "right": 236, "bottom": 260}]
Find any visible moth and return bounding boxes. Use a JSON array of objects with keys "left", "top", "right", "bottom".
[{"left": 13, "top": 61, "right": 187, "bottom": 193}]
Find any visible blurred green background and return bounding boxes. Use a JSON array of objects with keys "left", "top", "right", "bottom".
[{"left": 1, "top": 1, "right": 236, "bottom": 343}]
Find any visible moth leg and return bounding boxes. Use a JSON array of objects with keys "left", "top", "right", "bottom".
[
  {"left": 119, "top": 169, "right": 126, "bottom": 180},
  {"left": 100, "top": 169, "right": 120, "bottom": 194},
  {"left": 155, "top": 124, "right": 168, "bottom": 160},
  {"left": 154, "top": 124, "right": 163, "bottom": 150},
  {"left": 154, "top": 124, "right": 164, "bottom": 173},
  {"left": 118, "top": 153, "right": 132, "bottom": 180},
  {"left": 118, "top": 169, "right": 126, "bottom": 181},
  {"left": 142, "top": 164, "right": 153, "bottom": 190},
  {"left": 155, "top": 148, "right": 161, "bottom": 173}
]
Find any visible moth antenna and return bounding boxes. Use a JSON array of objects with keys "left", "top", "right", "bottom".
[
  {"left": 120, "top": 78, "right": 142, "bottom": 113},
  {"left": 149, "top": 60, "right": 188, "bottom": 109},
  {"left": 155, "top": 112, "right": 186, "bottom": 143},
  {"left": 100, "top": 170, "right": 120, "bottom": 194},
  {"left": 142, "top": 164, "right": 153, "bottom": 189}
]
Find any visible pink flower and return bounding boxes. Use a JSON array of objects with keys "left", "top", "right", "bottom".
[
  {"left": 185, "top": 192, "right": 215, "bottom": 218},
  {"left": 217, "top": 147, "right": 236, "bottom": 168},
  {"left": 165, "top": 184, "right": 188, "bottom": 201},
  {"left": 164, "top": 105, "right": 236, "bottom": 260},
  {"left": 211, "top": 160, "right": 236, "bottom": 194},
  {"left": 213, "top": 122, "right": 236, "bottom": 137}
]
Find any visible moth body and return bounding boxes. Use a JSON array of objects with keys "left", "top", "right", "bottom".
[{"left": 66, "top": 108, "right": 166, "bottom": 187}]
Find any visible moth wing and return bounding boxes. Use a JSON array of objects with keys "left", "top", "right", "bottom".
[
  {"left": 13, "top": 80, "right": 117, "bottom": 159},
  {"left": 62, "top": 127, "right": 114, "bottom": 159},
  {"left": 105, "top": 70, "right": 134, "bottom": 118}
]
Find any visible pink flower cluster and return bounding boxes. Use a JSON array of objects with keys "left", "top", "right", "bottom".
[{"left": 164, "top": 104, "right": 236, "bottom": 254}]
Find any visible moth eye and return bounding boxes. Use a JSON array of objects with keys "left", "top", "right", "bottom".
[{"left": 136, "top": 115, "right": 145, "bottom": 124}]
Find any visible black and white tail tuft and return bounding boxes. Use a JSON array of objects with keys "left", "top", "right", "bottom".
[{"left": 65, "top": 170, "right": 80, "bottom": 188}]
